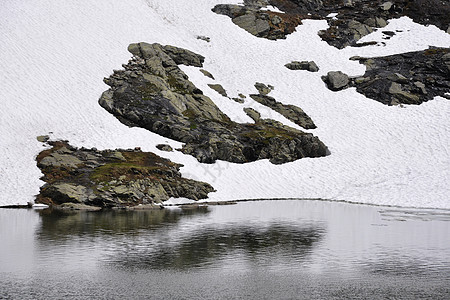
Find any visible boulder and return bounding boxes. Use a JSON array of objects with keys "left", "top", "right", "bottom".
[{"left": 324, "top": 71, "right": 350, "bottom": 91}]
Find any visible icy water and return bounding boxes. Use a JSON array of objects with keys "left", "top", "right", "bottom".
[{"left": 1, "top": 200, "right": 449, "bottom": 299}]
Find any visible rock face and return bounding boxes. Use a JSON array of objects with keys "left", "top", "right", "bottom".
[
  {"left": 99, "top": 42, "right": 328, "bottom": 164},
  {"left": 323, "top": 48, "right": 450, "bottom": 105},
  {"left": 214, "top": 0, "right": 450, "bottom": 48},
  {"left": 36, "top": 141, "right": 215, "bottom": 208}
]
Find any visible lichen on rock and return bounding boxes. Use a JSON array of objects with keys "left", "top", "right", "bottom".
[
  {"left": 36, "top": 141, "right": 215, "bottom": 209},
  {"left": 99, "top": 42, "right": 328, "bottom": 164}
]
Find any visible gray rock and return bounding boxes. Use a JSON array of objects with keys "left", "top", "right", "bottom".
[
  {"left": 285, "top": 61, "right": 319, "bottom": 72},
  {"left": 380, "top": 2, "right": 393, "bottom": 11},
  {"left": 325, "top": 71, "right": 350, "bottom": 91},
  {"left": 388, "top": 73, "right": 408, "bottom": 83},
  {"left": 249, "top": 94, "right": 316, "bottom": 129},
  {"left": 37, "top": 135, "right": 49, "bottom": 143}
]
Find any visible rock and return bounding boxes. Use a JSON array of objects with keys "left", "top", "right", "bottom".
[
  {"left": 254, "top": 82, "right": 273, "bottom": 95},
  {"left": 285, "top": 61, "right": 319, "bottom": 72},
  {"left": 349, "top": 47, "right": 450, "bottom": 105},
  {"left": 249, "top": 94, "right": 316, "bottom": 129},
  {"left": 387, "top": 73, "right": 408, "bottom": 83},
  {"left": 233, "top": 14, "right": 271, "bottom": 36},
  {"left": 36, "top": 135, "right": 50, "bottom": 143},
  {"left": 243, "top": 107, "right": 261, "bottom": 122},
  {"left": 232, "top": 97, "right": 245, "bottom": 103},
  {"left": 208, "top": 84, "right": 228, "bottom": 97},
  {"left": 200, "top": 69, "right": 215, "bottom": 79},
  {"left": 324, "top": 71, "right": 350, "bottom": 91},
  {"left": 36, "top": 141, "right": 215, "bottom": 208},
  {"left": 196, "top": 36, "right": 210, "bottom": 42},
  {"left": 156, "top": 144, "right": 174, "bottom": 152},
  {"left": 99, "top": 43, "right": 328, "bottom": 165},
  {"left": 380, "top": 2, "right": 393, "bottom": 11}
]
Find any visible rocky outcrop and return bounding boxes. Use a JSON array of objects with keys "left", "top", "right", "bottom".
[
  {"left": 99, "top": 42, "right": 328, "bottom": 164},
  {"left": 249, "top": 94, "right": 316, "bottom": 129},
  {"left": 323, "top": 48, "right": 450, "bottom": 105},
  {"left": 214, "top": 0, "right": 449, "bottom": 48},
  {"left": 212, "top": 2, "right": 303, "bottom": 40},
  {"left": 36, "top": 141, "right": 215, "bottom": 209}
]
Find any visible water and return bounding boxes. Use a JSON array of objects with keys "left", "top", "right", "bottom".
[{"left": 1, "top": 200, "right": 449, "bottom": 299}]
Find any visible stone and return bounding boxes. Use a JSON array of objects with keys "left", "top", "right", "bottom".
[
  {"left": 37, "top": 135, "right": 49, "bottom": 143},
  {"left": 285, "top": 61, "right": 319, "bottom": 72},
  {"left": 36, "top": 141, "right": 215, "bottom": 208},
  {"left": 208, "top": 84, "right": 228, "bottom": 97},
  {"left": 254, "top": 82, "right": 273, "bottom": 95},
  {"left": 324, "top": 71, "right": 349, "bottom": 91},
  {"left": 99, "top": 43, "right": 328, "bottom": 165},
  {"left": 200, "top": 69, "right": 215, "bottom": 79},
  {"left": 249, "top": 94, "right": 316, "bottom": 129},
  {"left": 156, "top": 144, "right": 174, "bottom": 152},
  {"left": 243, "top": 107, "right": 261, "bottom": 122},
  {"left": 380, "top": 2, "right": 393, "bottom": 11},
  {"left": 387, "top": 73, "right": 408, "bottom": 83}
]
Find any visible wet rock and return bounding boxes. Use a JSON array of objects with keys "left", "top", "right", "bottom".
[
  {"left": 36, "top": 141, "right": 215, "bottom": 208},
  {"left": 285, "top": 61, "right": 319, "bottom": 72}
]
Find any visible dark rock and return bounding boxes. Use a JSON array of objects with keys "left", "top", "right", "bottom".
[
  {"left": 249, "top": 94, "right": 316, "bottom": 129},
  {"left": 99, "top": 42, "right": 328, "bottom": 164},
  {"left": 156, "top": 144, "right": 174, "bottom": 152},
  {"left": 212, "top": 0, "right": 450, "bottom": 48},
  {"left": 350, "top": 47, "right": 450, "bottom": 105},
  {"left": 285, "top": 61, "right": 319, "bottom": 72},
  {"left": 196, "top": 36, "right": 211, "bottom": 42},
  {"left": 36, "top": 141, "right": 215, "bottom": 208},
  {"left": 208, "top": 84, "right": 228, "bottom": 97},
  {"left": 200, "top": 69, "right": 215, "bottom": 79}
]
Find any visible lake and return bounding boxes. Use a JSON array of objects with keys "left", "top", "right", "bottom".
[{"left": 1, "top": 200, "right": 449, "bottom": 299}]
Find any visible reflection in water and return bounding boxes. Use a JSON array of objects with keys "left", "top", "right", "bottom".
[
  {"left": 35, "top": 207, "right": 324, "bottom": 270},
  {"left": 112, "top": 224, "right": 323, "bottom": 270},
  {"left": 1, "top": 200, "right": 450, "bottom": 299}
]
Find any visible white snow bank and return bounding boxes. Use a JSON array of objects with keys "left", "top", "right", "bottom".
[{"left": 0, "top": 0, "right": 449, "bottom": 209}]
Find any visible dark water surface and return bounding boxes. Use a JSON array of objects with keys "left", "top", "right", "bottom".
[{"left": 1, "top": 200, "right": 449, "bottom": 299}]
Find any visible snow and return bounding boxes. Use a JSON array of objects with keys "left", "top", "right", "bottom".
[{"left": 0, "top": 0, "right": 449, "bottom": 209}]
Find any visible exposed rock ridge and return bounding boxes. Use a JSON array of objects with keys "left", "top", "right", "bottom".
[
  {"left": 36, "top": 141, "right": 215, "bottom": 208},
  {"left": 99, "top": 42, "right": 328, "bottom": 164},
  {"left": 213, "top": 0, "right": 450, "bottom": 48},
  {"left": 323, "top": 47, "right": 450, "bottom": 105}
]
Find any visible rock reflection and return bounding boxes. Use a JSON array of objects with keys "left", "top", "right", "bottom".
[
  {"left": 110, "top": 223, "right": 325, "bottom": 270},
  {"left": 36, "top": 207, "right": 209, "bottom": 240}
]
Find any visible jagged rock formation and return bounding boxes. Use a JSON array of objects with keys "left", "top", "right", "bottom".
[
  {"left": 99, "top": 42, "right": 328, "bottom": 164},
  {"left": 36, "top": 141, "right": 214, "bottom": 209},
  {"left": 212, "top": 1, "right": 303, "bottom": 40},
  {"left": 323, "top": 48, "right": 450, "bottom": 105},
  {"left": 249, "top": 94, "right": 316, "bottom": 129},
  {"left": 214, "top": 0, "right": 450, "bottom": 48}
]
